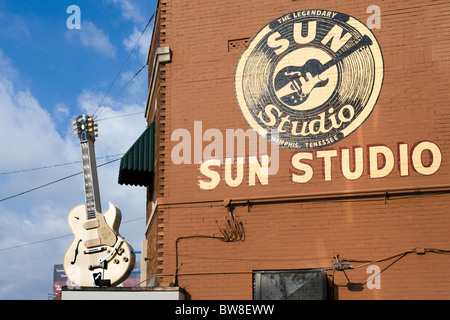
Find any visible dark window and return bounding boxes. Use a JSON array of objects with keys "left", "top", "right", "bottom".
[{"left": 253, "top": 269, "right": 327, "bottom": 300}]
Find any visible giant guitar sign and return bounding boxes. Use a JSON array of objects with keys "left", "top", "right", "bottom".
[{"left": 64, "top": 115, "right": 135, "bottom": 287}]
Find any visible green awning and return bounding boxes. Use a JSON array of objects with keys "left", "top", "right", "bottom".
[{"left": 118, "top": 121, "right": 155, "bottom": 187}]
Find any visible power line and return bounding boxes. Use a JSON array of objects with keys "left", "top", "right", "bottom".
[
  {"left": 95, "top": 112, "right": 142, "bottom": 122},
  {"left": 2, "top": 109, "right": 144, "bottom": 176},
  {"left": 68, "top": 63, "right": 147, "bottom": 123},
  {"left": 0, "top": 158, "right": 121, "bottom": 203},
  {"left": 1, "top": 161, "right": 82, "bottom": 175},
  {"left": 92, "top": 10, "right": 157, "bottom": 120},
  {"left": 0, "top": 235, "right": 72, "bottom": 252},
  {"left": 0, "top": 153, "right": 124, "bottom": 176},
  {"left": 0, "top": 217, "right": 145, "bottom": 253},
  {"left": 94, "top": 64, "right": 147, "bottom": 118}
]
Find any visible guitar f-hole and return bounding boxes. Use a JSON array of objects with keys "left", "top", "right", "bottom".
[{"left": 71, "top": 239, "right": 82, "bottom": 265}]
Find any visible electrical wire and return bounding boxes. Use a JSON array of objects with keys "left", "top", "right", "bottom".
[
  {"left": 5, "top": 106, "right": 146, "bottom": 177},
  {"left": 216, "top": 210, "right": 245, "bottom": 242},
  {"left": 341, "top": 249, "right": 417, "bottom": 270},
  {"left": 93, "top": 64, "right": 147, "bottom": 119},
  {"left": 174, "top": 211, "right": 245, "bottom": 285},
  {"left": 95, "top": 112, "right": 142, "bottom": 122},
  {"left": 92, "top": 10, "right": 157, "bottom": 120},
  {"left": 0, "top": 158, "right": 121, "bottom": 203},
  {"left": 0, "top": 235, "right": 73, "bottom": 253},
  {"left": 0, "top": 216, "right": 145, "bottom": 253},
  {"left": 1, "top": 161, "right": 83, "bottom": 176},
  {"left": 0, "top": 153, "right": 124, "bottom": 176}
]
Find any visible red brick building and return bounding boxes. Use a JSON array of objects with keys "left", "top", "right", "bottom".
[{"left": 119, "top": 0, "right": 450, "bottom": 299}]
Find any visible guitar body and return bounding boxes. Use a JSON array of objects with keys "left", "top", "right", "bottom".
[
  {"left": 274, "top": 60, "right": 330, "bottom": 107},
  {"left": 63, "top": 203, "right": 135, "bottom": 287}
]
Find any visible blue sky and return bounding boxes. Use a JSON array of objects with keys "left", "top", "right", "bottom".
[{"left": 0, "top": 0, "right": 157, "bottom": 299}]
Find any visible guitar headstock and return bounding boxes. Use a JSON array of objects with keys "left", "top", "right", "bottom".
[{"left": 73, "top": 115, "right": 98, "bottom": 142}]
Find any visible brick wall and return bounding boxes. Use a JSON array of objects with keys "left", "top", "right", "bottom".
[
  {"left": 159, "top": 193, "right": 450, "bottom": 299},
  {"left": 145, "top": 0, "right": 450, "bottom": 299}
]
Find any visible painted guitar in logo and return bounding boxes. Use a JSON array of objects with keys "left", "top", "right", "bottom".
[
  {"left": 63, "top": 115, "right": 135, "bottom": 287},
  {"left": 274, "top": 35, "right": 373, "bottom": 107}
]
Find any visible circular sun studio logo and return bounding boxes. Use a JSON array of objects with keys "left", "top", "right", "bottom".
[{"left": 235, "top": 10, "right": 384, "bottom": 150}]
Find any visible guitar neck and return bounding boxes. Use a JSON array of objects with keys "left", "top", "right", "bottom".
[
  {"left": 321, "top": 35, "right": 372, "bottom": 73},
  {"left": 81, "top": 137, "right": 102, "bottom": 220}
]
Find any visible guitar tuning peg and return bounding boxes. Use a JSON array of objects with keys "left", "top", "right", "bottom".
[
  {"left": 73, "top": 131, "right": 78, "bottom": 135},
  {"left": 72, "top": 121, "right": 77, "bottom": 125},
  {"left": 73, "top": 126, "right": 77, "bottom": 130}
]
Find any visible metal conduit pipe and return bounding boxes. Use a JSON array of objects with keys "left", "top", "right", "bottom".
[
  {"left": 156, "top": 184, "right": 450, "bottom": 208},
  {"left": 222, "top": 184, "right": 450, "bottom": 207}
]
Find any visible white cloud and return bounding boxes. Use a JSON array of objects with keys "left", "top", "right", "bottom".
[
  {"left": 0, "top": 11, "right": 33, "bottom": 45},
  {"left": 0, "top": 54, "right": 78, "bottom": 298},
  {"left": 65, "top": 20, "right": 116, "bottom": 59},
  {"left": 54, "top": 103, "right": 71, "bottom": 122},
  {"left": 0, "top": 66, "right": 76, "bottom": 171},
  {"left": 104, "top": 0, "right": 146, "bottom": 24},
  {"left": 76, "top": 88, "right": 147, "bottom": 155},
  {"left": 123, "top": 25, "right": 152, "bottom": 62},
  {"left": 0, "top": 50, "right": 17, "bottom": 80}
]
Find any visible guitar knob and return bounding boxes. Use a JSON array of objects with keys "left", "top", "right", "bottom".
[
  {"left": 113, "top": 259, "right": 120, "bottom": 264},
  {"left": 123, "top": 257, "right": 129, "bottom": 262},
  {"left": 118, "top": 248, "right": 125, "bottom": 254}
]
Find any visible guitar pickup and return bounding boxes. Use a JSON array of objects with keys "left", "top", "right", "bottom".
[
  {"left": 84, "top": 247, "right": 106, "bottom": 254},
  {"left": 83, "top": 219, "right": 99, "bottom": 230},
  {"left": 84, "top": 238, "right": 102, "bottom": 248}
]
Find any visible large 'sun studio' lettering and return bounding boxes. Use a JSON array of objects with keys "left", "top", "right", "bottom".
[
  {"left": 268, "top": 21, "right": 352, "bottom": 56},
  {"left": 258, "top": 104, "right": 355, "bottom": 136},
  {"left": 291, "top": 141, "right": 442, "bottom": 183}
]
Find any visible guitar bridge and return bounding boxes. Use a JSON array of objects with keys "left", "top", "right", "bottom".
[{"left": 88, "top": 259, "right": 107, "bottom": 270}]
